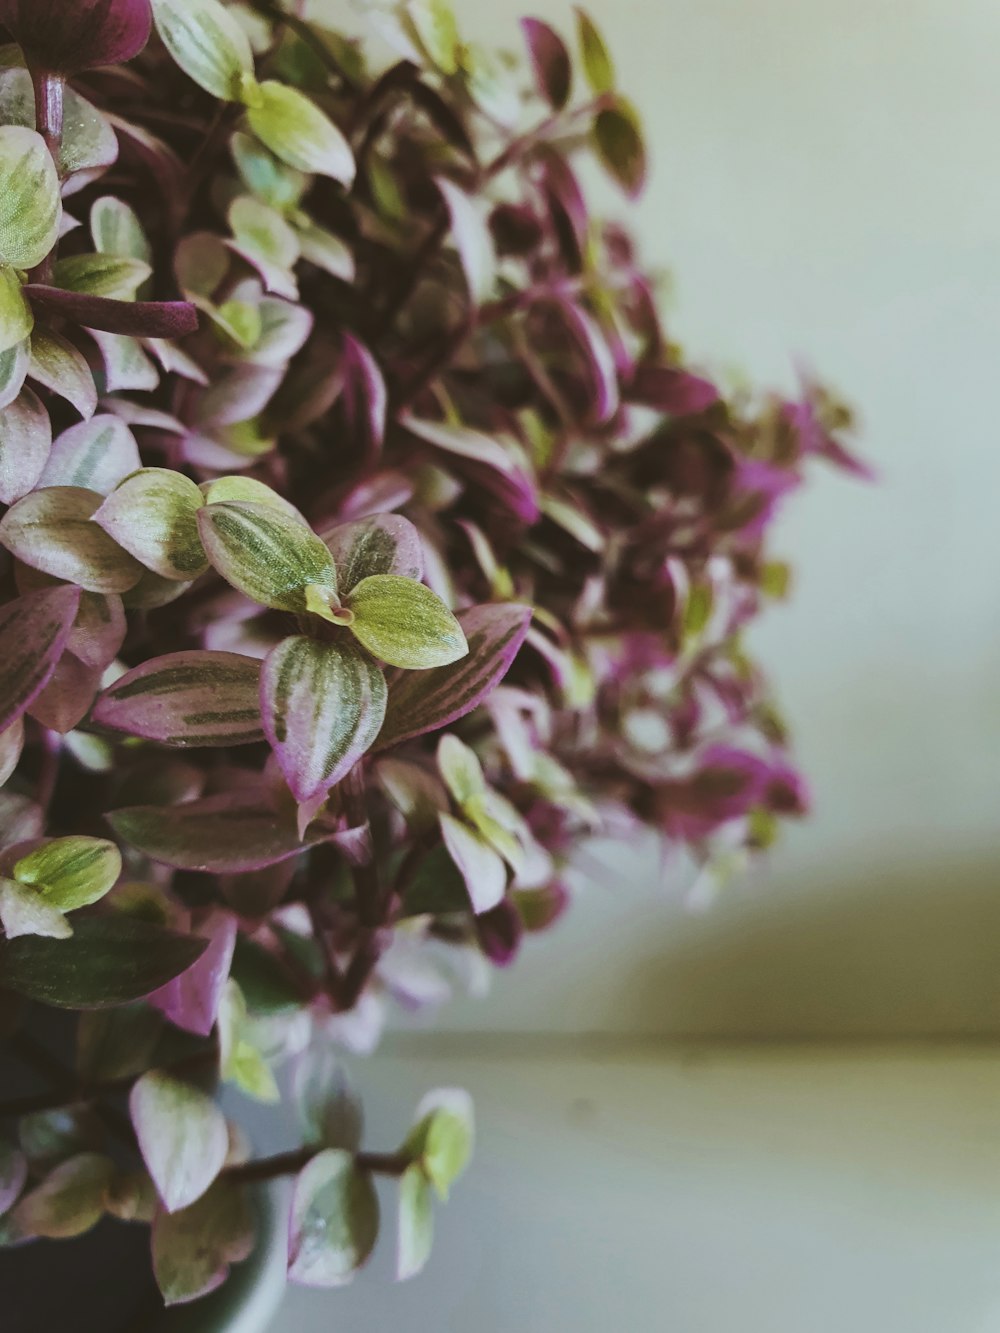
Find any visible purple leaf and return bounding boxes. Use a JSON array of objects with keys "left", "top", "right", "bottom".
[
  {"left": 261, "top": 636, "right": 387, "bottom": 804},
  {"left": 24, "top": 285, "right": 198, "bottom": 338},
  {"left": 0, "top": 0, "right": 152, "bottom": 73},
  {"left": 130, "top": 1071, "right": 228, "bottom": 1214},
  {"left": 26, "top": 651, "right": 101, "bottom": 734},
  {"left": 39, "top": 415, "right": 141, "bottom": 495},
  {"left": 400, "top": 416, "right": 540, "bottom": 524},
  {"left": 93, "top": 651, "right": 265, "bottom": 748},
  {"left": 148, "top": 909, "right": 237, "bottom": 1038},
  {"left": 0, "top": 585, "right": 80, "bottom": 733},
  {"left": 107, "top": 792, "right": 321, "bottom": 873},
  {"left": 376, "top": 604, "right": 532, "bottom": 750},
  {"left": 66, "top": 592, "right": 126, "bottom": 671},
  {"left": 321, "top": 513, "right": 424, "bottom": 594},
  {"left": 337, "top": 333, "right": 386, "bottom": 456},
  {"left": 553, "top": 299, "right": 619, "bottom": 424},
  {"left": 521, "top": 18, "right": 572, "bottom": 110},
  {"left": 0, "top": 387, "right": 52, "bottom": 505},
  {"left": 627, "top": 365, "right": 720, "bottom": 416},
  {"left": 475, "top": 898, "right": 523, "bottom": 967}
]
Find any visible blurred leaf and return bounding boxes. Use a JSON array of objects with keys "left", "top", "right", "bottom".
[
  {"left": 152, "top": 1179, "right": 255, "bottom": 1306},
  {"left": 574, "top": 7, "right": 614, "bottom": 93},
  {"left": 247, "top": 81, "right": 355, "bottom": 185},
  {"left": 130, "top": 1071, "right": 228, "bottom": 1213},
  {"left": 593, "top": 95, "right": 646, "bottom": 198},
  {"left": 396, "top": 1162, "right": 433, "bottom": 1280},
  {"left": 288, "top": 1149, "right": 379, "bottom": 1287},
  {"left": 13, "top": 1152, "right": 112, "bottom": 1238}
]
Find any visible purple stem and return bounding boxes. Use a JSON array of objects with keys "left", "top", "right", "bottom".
[{"left": 28, "top": 67, "right": 64, "bottom": 284}]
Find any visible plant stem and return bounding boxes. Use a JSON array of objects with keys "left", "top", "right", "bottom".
[
  {"left": 28, "top": 67, "right": 64, "bottom": 284},
  {"left": 225, "top": 1145, "right": 410, "bottom": 1185}
]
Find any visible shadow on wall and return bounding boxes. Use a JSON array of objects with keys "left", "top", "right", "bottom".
[{"left": 619, "top": 851, "right": 1000, "bottom": 1039}]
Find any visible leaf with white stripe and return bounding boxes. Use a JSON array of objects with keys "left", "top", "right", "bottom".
[
  {"left": 93, "top": 468, "right": 207, "bottom": 582},
  {"left": 0, "top": 486, "right": 144, "bottom": 593},
  {"left": 93, "top": 651, "right": 264, "bottom": 747},
  {"left": 29, "top": 331, "right": 98, "bottom": 419},
  {"left": 0, "top": 125, "right": 61, "bottom": 271},
  {"left": 39, "top": 415, "right": 141, "bottom": 495},
  {"left": 0, "top": 387, "right": 51, "bottom": 504},
  {"left": 322, "top": 514, "right": 424, "bottom": 594},
  {"left": 0, "top": 584, "right": 80, "bottom": 732},
  {"left": 262, "top": 636, "right": 387, "bottom": 803}
]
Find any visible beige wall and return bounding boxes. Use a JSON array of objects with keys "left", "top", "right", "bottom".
[{"left": 317, "top": 0, "right": 1000, "bottom": 1036}]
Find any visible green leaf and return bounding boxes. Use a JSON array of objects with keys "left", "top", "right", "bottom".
[
  {"left": 0, "top": 878, "right": 71, "bottom": 940},
  {"left": 347, "top": 575, "right": 467, "bottom": 670},
  {"left": 575, "top": 7, "right": 615, "bottom": 93},
  {"left": 0, "top": 263, "right": 32, "bottom": 356},
  {"left": 246, "top": 81, "right": 355, "bottom": 185},
  {"left": 288, "top": 1149, "right": 379, "bottom": 1287},
  {"left": 405, "top": 0, "right": 460, "bottom": 74},
  {"left": 230, "top": 934, "right": 302, "bottom": 1016},
  {"left": 93, "top": 467, "right": 208, "bottom": 582},
  {"left": 436, "top": 734, "right": 486, "bottom": 807},
  {"left": 152, "top": 0, "right": 256, "bottom": 101},
  {"left": 0, "top": 914, "right": 208, "bottom": 1008},
  {"left": 397, "top": 1162, "right": 433, "bottom": 1281},
  {"left": 231, "top": 130, "right": 308, "bottom": 212},
  {"left": 217, "top": 979, "right": 280, "bottom": 1103},
  {"left": 12, "top": 1153, "right": 112, "bottom": 1239},
  {"left": 90, "top": 197, "right": 152, "bottom": 265},
  {"left": 0, "top": 124, "right": 61, "bottom": 270},
  {"left": 0, "top": 71, "right": 117, "bottom": 186},
  {"left": 405, "top": 1088, "right": 473, "bottom": 1201},
  {"left": 14, "top": 835, "right": 122, "bottom": 911},
  {"left": 152, "top": 1179, "right": 255, "bottom": 1307},
  {"left": 198, "top": 500, "right": 338, "bottom": 613},
  {"left": 77, "top": 1005, "right": 164, "bottom": 1082},
  {"left": 293, "top": 1048, "right": 362, "bottom": 1153},
  {"left": 130, "top": 1071, "right": 228, "bottom": 1213},
  {"left": 200, "top": 474, "right": 303, "bottom": 520},
  {"left": 227, "top": 193, "right": 300, "bottom": 293},
  {"left": 52, "top": 253, "right": 151, "bottom": 300},
  {"left": 593, "top": 96, "right": 647, "bottom": 198}
]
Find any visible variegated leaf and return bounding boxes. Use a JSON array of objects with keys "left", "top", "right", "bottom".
[
  {"left": 322, "top": 514, "right": 424, "bottom": 594},
  {"left": 38, "top": 414, "right": 141, "bottom": 494},
  {"left": 375, "top": 604, "right": 532, "bottom": 749},
  {"left": 93, "top": 468, "right": 207, "bottom": 582},
  {"left": 346, "top": 575, "right": 467, "bottom": 670},
  {"left": 28, "top": 331, "right": 98, "bottom": 419},
  {"left": 0, "top": 584, "right": 81, "bottom": 732},
  {"left": 0, "top": 486, "right": 144, "bottom": 593},
  {"left": 0, "top": 386, "right": 51, "bottom": 504},
  {"left": 0, "top": 124, "right": 61, "bottom": 271},
  {"left": 197, "top": 500, "right": 338, "bottom": 613},
  {"left": 246, "top": 81, "right": 356, "bottom": 185},
  {"left": 261, "top": 636, "right": 387, "bottom": 803},
  {"left": 93, "top": 650, "right": 264, "bottom": 747}
]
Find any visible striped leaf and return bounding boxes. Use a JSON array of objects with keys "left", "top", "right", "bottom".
[
  {"left": 0, "top": 387, "right": 52, "bottom": 505},
  {"left": 261, "top": 636, "right": 387, "bottom": 803},
  {"left": 93, "top": 468, "right": 208, "bottom": 582},
  {"left": 107, "top": 792, "right": 318, "bottom": 873},
  {"left": 14, "top": 835, "right": 121, "bottom": 912},
  {"left": 151, "top": 0, "right": 254, "bottom": 102},
  {"left": 39, "top": 415, "right": 141, "bottom": 495},
  {"left": 0, "top": 125, "right": 61, "bottom": 271},
  {"left": 0, "top": 486, "right": 144, "bottom": 593},
  {"left": 438, "top": 813, "right": 506, "bottom": 914},
  {"left": 0, "top": 584, "right": 81, "bottom": 732},
  {"left": 66, "top": 591, "right": 126, "bottom": 670},
  {"left": 375, "top": 604, "right": 531, "bottom": 749},
  {"left": 322, "top": 514, "right": 424, "bottom": 594},
  {"left": 346, "top": 576, "right": 467, "bottom": 670},
  {"left": 93, "top": 650, "right": 264, "bottom": 747},
  {"left": 0, "top": 69, "right": 118, "bottom": 183},
  {"left": 198, "top": 500, "right": 338, "bottom": 613},
  {"left": 0, "top": 914, "right": 207, "bottom": 1009}
]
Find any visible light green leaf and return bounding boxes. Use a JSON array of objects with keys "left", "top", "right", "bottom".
[
  {"left": 246, "top": 81, "right": 355, "bottom": 185},
  {"left": 211, "top": 298, "right": 262, "bottom": 350},
  {"left": 347, "top": 575, "right": 467, "bottom": 670},
  {"left": 90, "top": 197, "right": 152, "bottom": 264},
  {"left": 405, "top": 0, "right": 460, "bottom": 74},
  {"left": 152, "top": 1179, "right": 255, "bottom": 1307},
  {"left": 0, "top": 878, "right": 71, "bottom": 940},
  {"left": 93, "top": 468, "right": 208, "bottom": 582},
  {"left": 231, "top": 130, "right": 308, "bottom": 212},
  {"left": 13, "top": 1153, "right": 113, "bottom": 1239},
  {"left": 397, "top": 1162, "right": 433, "bottom": 1280},
  {"left": 0, "top": 125, "right": 61, "bottom": 270},
  {"left": 52, "top": 253, "right": 151, "bottom": 300},
  {"left": 0, "top": 70, "right": 118, "bottom": 188},
  {"left": 197, "top": 499, "right": 338, "bottom": 613},
  {"left": 437, "top": 734, "right": 486, "bottom": 807},
  {"left": 200, "top": 474, "right": 303, "bottom": 520},
  {"left": 152, "top": 0, "right": 256, "bottom": 101},
  {"left": 0, "top": 263, "right": 32, "bottom": 356},
  {"left": 288, "top": 1149, "right": 379, "bottom": 1287},
  {"left": 227, "top": 194, "right": 300, "bottom": 296},
  {"left": 575, "top": 7, "right": 615, "bottom": 93},
  {"left": 296, "top": 221, "right": 354, "bottom": 281},
  {"left": 14, "top": 835, "right": 122, "bottom": 911},
  {"left": 405, "top": 1088, "right": 473, "bottom": 1201},
  {"left": 218, "top": 980, "right": 280, "bottom": 1103},
  {"left": 0, "top": 336, "right": 27, "bottom": 411}
]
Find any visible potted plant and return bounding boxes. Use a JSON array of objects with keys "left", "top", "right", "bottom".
[{"left": 0, "top": 0, "right": 864, "bottom": 1327}]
